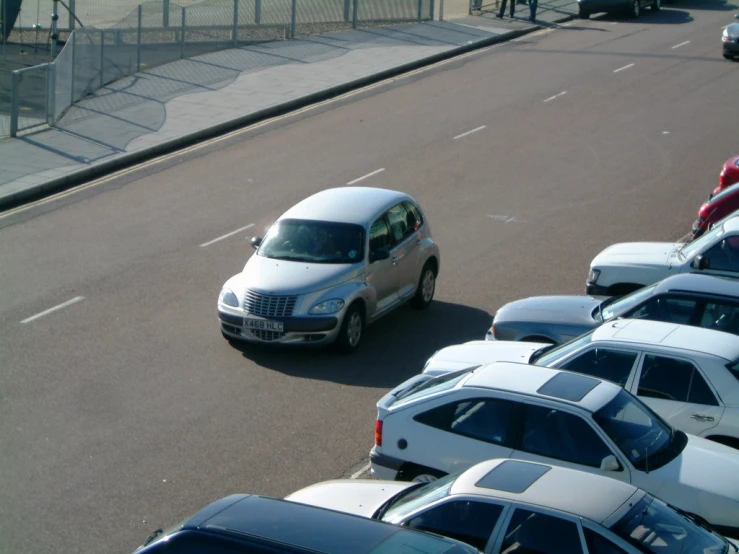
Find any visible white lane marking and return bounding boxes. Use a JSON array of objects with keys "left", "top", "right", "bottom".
[
  {"left": 613, "top": 63, "right": 634, "bottom": 73},
  {"left": 200, "top": 223, "right": 255, "bottom": 248},
  {"left": 671, "top": 40, "right": 690, "bottom": 49},
  {"left": 544, "top": 91, "right": 567, "bottom": 103},
  {"left": 453, "top": 125, "right": 486, "bottom": 140},
  {"left": 21, "top": 296, "right": 85, "bottom": 324},
  {"left": 351, "top": 462, "right": 372, "bottom": 479},
  {"left": 487, "top": 214, "right": 526, "bottom": 223},
  {"left": 347, "top": 168, "right": 385, "bottom": 185}
]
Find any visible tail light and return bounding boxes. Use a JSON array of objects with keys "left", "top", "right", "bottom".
[{"left": 375, "top": 419, "right": 383, "bottom": 447}]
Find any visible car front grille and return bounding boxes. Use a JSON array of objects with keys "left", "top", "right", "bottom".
[
  {"left": 251, "top": 330, "right": 285, "bottom": 341},
  {"left": 243, "top": 290, "right": 297, "bottom": 317}
]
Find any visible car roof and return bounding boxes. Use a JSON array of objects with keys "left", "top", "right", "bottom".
[
  {"left": 461, "top": 362, "right": 621, "bottom": 413},
  {"left": 450, "top": 459, "right": 639, "bottom": 524},
  {"left": 722, "top": 214, "right": 739, "bottom": 233},
  {"left": 183, "top": 494, "right": 474, "bottom": 554},
  {"left": 278, "top": 187, "right": 413, "bottom": 226},
  {"left": 654, "top": 273, "right": 739, "bottom": 297},
  {"left": 590, "top": 319, "right": 739, "bottom": 361}
]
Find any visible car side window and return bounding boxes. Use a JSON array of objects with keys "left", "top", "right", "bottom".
[
  {"left": 702, "top": 238, "right": 739, "bottom": 273},
  {"left": 403, "top": 201, "right": 424, "bottom": 232},
  {"left": 405, "top": 500, "right": 504, "bottom": 551},
  {"left": 700, "top": 301, "right": 739, "bottom": 335},
  {"left": 583, "top": 528, "right": 629, "bottom": 554},
  {"left": 625, "top": 297, "right": 697, "bottom": 325},
  {"left": 520, "top": 405, "right": 613, "bottom": 468},
  {"left": 557, "top": 348, "right": 637, "bottom": 387},
  {"left": 369, "top": 218, "right": 392, "bottom": 255},
  {"left": 414, "top": 399, "right": 514, "bottom": 446},
  {"left": 499, "top": 508, "right": 583, "bottom": 554},
  {"left": 637, "top": 355, "right": 719, "bottom": 406},
  {"left": 386, "top": 203, "right": 413, "bottom": 244}
]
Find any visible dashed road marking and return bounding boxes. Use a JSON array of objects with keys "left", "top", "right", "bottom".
[
  {"left": 613, "top": 63, "right": 634, "bottom": 73},
  {"left": 544, "top": 91, "right": 567, "bottom": 103},
  {"left": 347, "top": 168, "right": 385, "bottom": 186},
  {"left": 453, "top": 125, "right": 486, "bottom": 140},
  {"left": 671, "top": 40, "right": 690, "bottom": 49},
  {"left": 200, "top": 223, "right": 255, "bottom": 248},
  {"left": 21, "top": 296, "right": 85, "bottom": 324},
  {"left": 351, "top": 462, "right": 372, "bottom": 479}
]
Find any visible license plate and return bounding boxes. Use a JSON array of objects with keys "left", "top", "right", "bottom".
[{"left": 243, "top": 318, "right": 284, "bottom": 332}]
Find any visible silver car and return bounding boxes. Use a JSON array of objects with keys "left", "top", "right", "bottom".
[{"left": 217, "top": 187, "right": 440, "bottom": 352}]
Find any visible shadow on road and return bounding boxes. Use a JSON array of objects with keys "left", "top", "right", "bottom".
[
  {"left": 593, "top": 8, "right": 694, "bottom": 24},
  {"left": 674, "top": 0, "right": 737, "bottom": 10},
  {"left": 230, "top": 300, "right": 492, "bottom": 388}
]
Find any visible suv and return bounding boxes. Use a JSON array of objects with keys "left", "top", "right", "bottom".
[{"left": 217, "top": 187, "right": 440, "bottom": 352}]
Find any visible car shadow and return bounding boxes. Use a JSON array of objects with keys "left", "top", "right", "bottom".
[
  {"left": 672, "top": 0, "right": 737, "bottom": 10},
  {"left": 593, "top": 8, "right": 694, "bottom": 24},
  {"left": 230, "top": 300, "right": 492, "bottom": 388}
]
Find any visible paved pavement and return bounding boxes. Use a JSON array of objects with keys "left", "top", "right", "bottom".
[{"left": 0, "top": 0, "right": 579, "bottom": 210}]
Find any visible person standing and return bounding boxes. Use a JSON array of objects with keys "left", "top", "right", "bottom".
[
  {"left": 529, "top": 0, "right": 538, "bottom": 20},
  {"left": 497, "top": 0, "right": 515, "bottom": 18}
]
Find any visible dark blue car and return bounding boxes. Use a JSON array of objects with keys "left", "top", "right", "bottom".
[{"left": 133, "top": 494, "right": 482, "bottom": 554}]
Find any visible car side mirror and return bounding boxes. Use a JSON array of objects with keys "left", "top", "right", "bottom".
[
  {"left": 250, "top": 236, "right": 262, "bottom": 250},
  {"left": 691, "top": 255, "right": 708, "bottom": 270},
  {"left": 600, "top": 455, "right": 621, "bottom": 472},
  {"left": 369, "top": 249, "right": 390, "bottom": 263}
]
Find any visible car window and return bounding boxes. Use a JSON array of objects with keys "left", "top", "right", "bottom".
[
  {"left": 403, "top": 202, "right": 424, "bottom": 232},
  {"left": 583, "top": 528, "right": 629, "bottom": 554},
  {"left": 405, "top": 500, "right": 504, "bottom": 551},
  {"left": 699, "top": 300, "right": 739, "bottom": 335},
  {"left": 414, "top": 398, "right": 514, "bottom": 446},
  {"left": 386, "top": 203, "right": 413, "bottom": 243},
  {"left": 557, "top": 348, "right": 637, "bottom": 387},
  {"left": 637, "top": 355, "right": 718, "bottom": 406},
  {"left": 369, "top": 218, "right": 393, "bottom": 254},
  {"left": 625, "top": 297, "right": 697, "bottom": 325},
  {"left": 702, "top": 238, "right": 739, "bottom": 273},
  {"left": 499, "top": 509, "right": 583, "bottom": 554},
  {"left": 520, "top": 405, "right": 612, "bottom": 468}
]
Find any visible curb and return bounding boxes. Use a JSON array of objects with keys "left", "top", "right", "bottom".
[{"left": 0, "top": 14, "right": 576, "bottom": 212}]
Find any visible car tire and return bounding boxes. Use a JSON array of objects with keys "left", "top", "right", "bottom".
[
  {"left": 334, "top": 303, "right": 364, "bottom": 354},
  {"left": 651, "top": 0, "right": 660, "bottom": 10},
  {"left": 724, "top": 53, "right": 734, "bottom": 60},
  {"left": 398, "top": 464, "right": 446, "bottom": 483},
  {"left": 410, "top": 262, "right": 436, "bottom": 310},
  {"left": 579, "top": 9, "right": 590, "bottom": 18},
  {"left": 629, "top": 0, "right": 640, "bottom": 18},
  {"left": 521, "top": 336, "right": 556, "bottom": 345}
]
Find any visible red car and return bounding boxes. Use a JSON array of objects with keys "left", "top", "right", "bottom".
[
  {"left": 692, "top": 181, "right": 739, "bottom": 239},
  {"left": 713, "top": 154, "right": 739, "bottom": 196}
]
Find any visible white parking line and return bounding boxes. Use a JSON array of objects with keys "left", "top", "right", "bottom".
[
  {"left": 350, "top": 462, "right": 372, "bottom": 479},
  {"left": 544, "top": 91, "right": 567, "bottom": 103},
  {"left": 671, "top": 40, "right": 690, "bottom": 49},
  {"left": 453, "top": 125, "right": 486, "bottom": 140},
  {"left": 200, "top": 223, "right": 255, "bottom": 248},
  {"left": 613, "top": 63, "right": 634, "bottom": 73},
  {"left": 21, "top": 296, "right": 85, "bottom": 324},
  {"left": 347, "top": 168, "right": 385, "bottom": 186}
]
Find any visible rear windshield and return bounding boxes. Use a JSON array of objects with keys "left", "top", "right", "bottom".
[{"left": 394, "top": 370, "right": 475, "bottom": 406}]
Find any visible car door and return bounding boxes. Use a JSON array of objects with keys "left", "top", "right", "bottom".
[
  {"left": 510, "top": 402, "right": 632, "bottom": 483},
  {"left": 366, "top": 216, "right": 400, "bottom": 316},
  {"left": 489, "top": 504, "right": 587, "bottom": 554},
  {"left": 632, "top": 353, "right": 724, "bottom": 436},
  {"left": 385, "top": 202, "right": 421, "bottom": 300}
]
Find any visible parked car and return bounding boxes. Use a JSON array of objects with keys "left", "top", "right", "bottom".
[
  {"left": 578, "top": 0, "right": 659, "bottom": 20},
  {"left": 693, "top": 184, "right": 739, "bottom": 240},
  {"left": 485, "top": 273, "right": 739, "bottom": 345},
  {"left": 585, "top": 213, "right": 739, "bottom": 296},
  {"left": 287, "top": 458, "right": 739, "bottom": 553},
  {"left": 723, "top": 15, "right": 739, "bottom": 60},
  {"left": 369, "top": 361, "right": 739, "bottom": 537},
  {"left": 217, "top": 187, "right": 440, "bottom": 352},
  {"left": 431, "top": 319, "right": 739, "bottom": 449},
  {"left": 133, "top": 493, "right": 482, "bottom": 554},
  {"left": 714, "top": 154, "right": 739, "bottom": 195}
]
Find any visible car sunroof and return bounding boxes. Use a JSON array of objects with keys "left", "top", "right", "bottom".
[
  {"left": 475, "top": 460, "right": 551, "bottom": 493},
  {"left": 536, "top": 372, "right": 600, "bottom": 402}
]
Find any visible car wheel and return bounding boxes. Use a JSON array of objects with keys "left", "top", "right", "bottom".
[
  {"left": 724, "top": 53, "right": 734, "bottom": 60},
  {"left": 410, "top": 263, "right": 436, "bottom": 310},
  {"left": 521, "top": 336, "right": 556, "bottom": 345},
  {"left": 630, "top": 0, "right": 640, "bottom": 17},
  {"left": 579, "top": 8, "right": 590, "bottom": 18},
  {"left": 398, "top": 464, "right": 446, "bottom": 483},
  {"left": 334, "top": 303, "right": 364, "bottom": 354},
  {"left": 651, "top": 0, "right": 660, "bottom": 10}
]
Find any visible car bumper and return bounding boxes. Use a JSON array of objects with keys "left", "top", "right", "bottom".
[
  {"left": 724, "top": 40, "right": 739, "bottom": 57},
  {"left": 578, "top": 0, "right": 628, "bottom": 12},
  {"left": 586, "top": 283, "right": 611, "bottom": 296},
  {"left": 369, "top": 448, "right": 404, "bottom": 480},
  {"left": 218, "top": 308, "right": 339, "bottom": 345}
]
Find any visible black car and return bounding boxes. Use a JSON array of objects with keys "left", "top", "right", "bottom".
[
  {"left": 723, "top": 14, "right": 739, "bottom": 60},
  {"left": 577, "top": 0, "right": 660, "bottom": 20},
  {"left": 133, "top": 494, "right": 482, "bottom": 554}
]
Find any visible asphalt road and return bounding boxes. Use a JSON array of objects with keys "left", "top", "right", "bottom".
[{"left": 2, "top": 3, "right": 739, "bottom": 553}]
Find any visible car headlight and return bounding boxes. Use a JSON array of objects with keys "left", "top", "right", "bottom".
[
  {"left": 309, "top": 299, "right": 345, "bottom": 315},
  {"left": 219, "top": 288, "right": 240, "bottom": 307},
  {"left": 723, "top": 29, "right": 734, "bottom": 42},
  {"left": 588, "top": 269, "right": 601, "bottom": 284}
]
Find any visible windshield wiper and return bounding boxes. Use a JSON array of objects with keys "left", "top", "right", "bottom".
[
  {"left": 374, "top": 482, "right": 424, "bottom": 520},
  {"left": 529, "top": 345, "right": 555, "bottom": 363},
  {"left": 142, "top": 528, "right": 164, "bottom": 546},
  {"left": 669, "top": 505, "right": 735, "bottom": 549}
]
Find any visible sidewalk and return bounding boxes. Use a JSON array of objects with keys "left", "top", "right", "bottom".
[{"left": 0, "top": 0, "right": 579, "bottom": 210}]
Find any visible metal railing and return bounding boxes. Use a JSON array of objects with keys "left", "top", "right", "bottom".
[{"left": 5, "top": 0, "right": 435, "bottom": 137}]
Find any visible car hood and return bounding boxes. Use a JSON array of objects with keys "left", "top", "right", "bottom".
[
  {"left": 497, "top": 295, "right": 604, "bottom": 326},
  {"left": 285, "top": 480, "right": 411, "bottom": 518},
  {"left": 423, "top": 341, "right": 548, "bottom": 376},
  {"left": 592, "top": 242, "right": 683, "bottom": 268},
  {"left": 235, "top": 254, "right": 363, "bottom": 295}
]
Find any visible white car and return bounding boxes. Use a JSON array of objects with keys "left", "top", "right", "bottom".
[
  {"left": 424, "top": 319, "right": 739, "bottom": 449},
  {"left": 369, "top": 361, "right": 739, "bottom": 538},
  {"left": 288, "top": 458, "right": 739, "bottom": 553},
  {"left": 585, "top": 214, "right": 739, "bottom": 297}
]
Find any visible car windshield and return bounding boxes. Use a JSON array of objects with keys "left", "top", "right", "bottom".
[
  {"left": 531, "top": 332, "right": 594, "bottom": 366},
  {"left": 679, "top": 221, "right": 727, "bottom": 261},
  {"left": 593, "top": 390, "right": 685, "bottom": 472},
  {"left": 598, "top": 284, "right": 658, "bottom": 322},
  {"left": 379, "top": 473, "right": 458, "bottom": 524},
  {"left": 393, "top": 369, "right": 475, "bottom": 406},
  {"left": 258, "top": 219, "right": 365, "bottom": 264},
  {"left": 611, "top": 494, "right": 729, "bottom": 554}
]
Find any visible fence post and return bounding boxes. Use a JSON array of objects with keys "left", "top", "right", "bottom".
[
  {"left": 417, "top": 0, "right": 423, "bottom": 22},
  {"left": 10, "top": 70, "right": 20, "bottom": 137},
  {"left": 440, "top": 0, "right": 444, "bottom": 20},
  {"left": 255, "top": 0, "right": 261, "bottom": 24},
  {"left": 343, "top": 0, "right": 350, "bottom": 22},
  {"left": 352, "top": 0, "right": 358, "bottom": 29},
  {"left": 99, "top": 29, "right": 105, "bottom": 88},
  {"left": 290, "top": 0, "right": 297, "bottom": 38},
  {"left": 180, "top": 7, "right": 186, "bottom": 59},
  {"left": 70, "top": 32, "right": 76, "bottom": 106},
  {"left": 136, "top": 4, "right": 142, "bottom": 72},
  {"left": 163, "top": 0, "right": 170, "bottom": 27},
  {"left": 69, "top": 0, "right": 76, "bottom": 30},
  {"left": 430, "top": 0, "right": 435, "bottom": 19},
  {"left": 232, "top": 0, "right": 238, "bottom": 45},
  {"left": 51, "top": 0, "right": 59, "bottom": 57},
  {"left": 3, "top": 0, "right": 8, "bottom": 59},
  {"left": 48, "top": 63, "right": 56, "bottom": 126}
]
